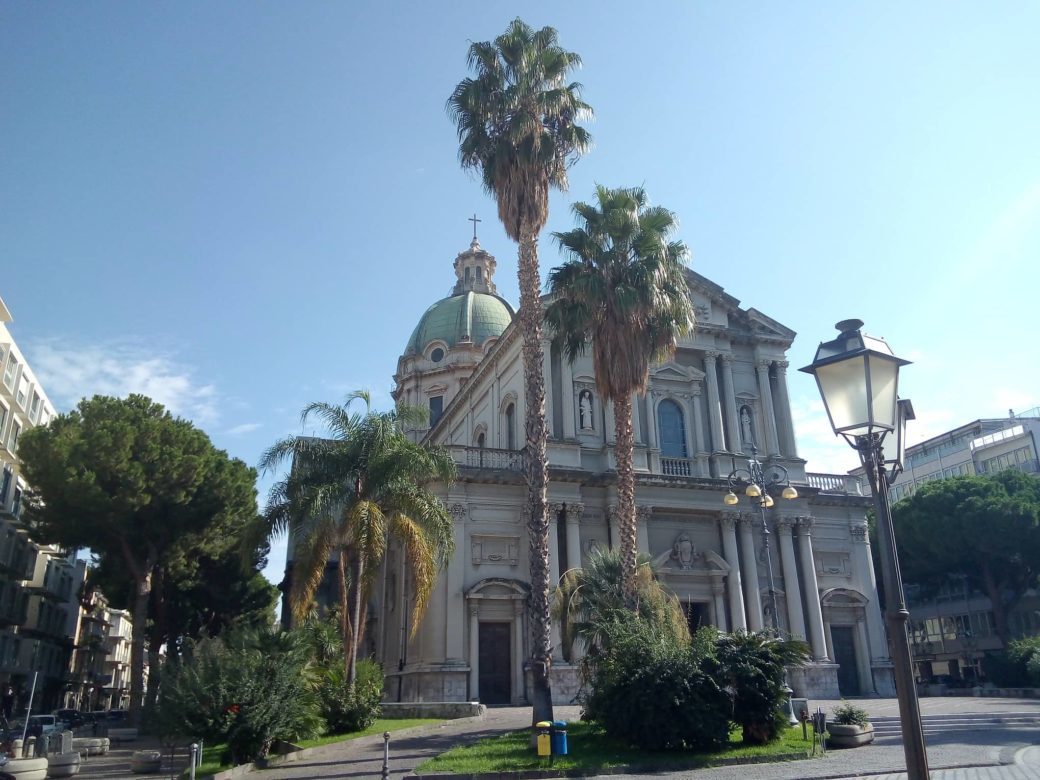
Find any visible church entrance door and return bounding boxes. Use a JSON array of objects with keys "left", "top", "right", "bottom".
[
  {"left": 478, "top": 622, "right": 511, "bottom": 705},
  {"left": 831, "top": 626, "right": 861, "bottom": 696}
]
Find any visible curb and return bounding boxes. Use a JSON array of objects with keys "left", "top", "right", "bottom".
[
  {"left": 206, "top": 713, "right": 487, "bottom": 780},
  {"left": 405, "top": 750, "right": 811, "bottom": 779}
]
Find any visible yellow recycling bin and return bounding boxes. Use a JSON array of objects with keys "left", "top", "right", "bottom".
[{"left": 535, "top": 721, "right": 552, "bottom": 757}]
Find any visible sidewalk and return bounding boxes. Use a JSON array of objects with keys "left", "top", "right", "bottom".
[{"left": 71, "top": 697, "right": 1040, "bottom": 779}]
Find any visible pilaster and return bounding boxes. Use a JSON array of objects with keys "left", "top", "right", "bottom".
[
  {"left": 796, "top": 516, "right": 829, "bottom": 660},
  {"left": 738, "top": 514, "right": 764, "bottom": 631},
  {"left": 720, "top": 513, "right": 747, "bottom": 631},
  {"left": 755, "top": 359, "right": 780, "bottom": 456},
  {"left": 776, "top": 516, "right": 806, "bottom": 640}
]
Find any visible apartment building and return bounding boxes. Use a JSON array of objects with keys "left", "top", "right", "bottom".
[
  {"left": 0, "top": 294, "right": 90, "bottom": 710},
  {"left": 855, "top": 407, "right": 1040, "bottom": 686}
]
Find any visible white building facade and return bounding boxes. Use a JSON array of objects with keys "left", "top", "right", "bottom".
[{"left": 285, "top": 237, "right": 895, "bottom": 703}]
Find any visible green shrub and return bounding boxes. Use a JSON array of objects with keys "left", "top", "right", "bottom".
[
  {"left": 832, "top": 700, "right": 870, "bottom": 726},
  {"left": 582, "top": 615, "right": 730, "bottom": 751},
  {"left": 319, "top": 659, "right": 384, "bottom": 733},
  {"left": 1007, "top": 637, "right": 1040, "bottom": 686},
  {"left": 156, "top": 629, "right": 323, "bottom": 764},
  {"left": 711, "top": 631, "right": 810, "bottom": 745}
]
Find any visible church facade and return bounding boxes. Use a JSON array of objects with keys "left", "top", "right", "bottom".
[{"left": 287, "top": 235, "right": 896, "bottom": 704}]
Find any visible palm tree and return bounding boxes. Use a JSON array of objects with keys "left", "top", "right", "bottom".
[
  {"left": 448, "top": 18, "right": 592, "bottom": 720},
  {"left": 545, "top": 186, "right": 694, "bottom": 607},
  {"left": 257, "top": 391, "right": 456, "bottom": 685},
  {"left": 554, "top": 547, "right": 689, "bottom": 660}
]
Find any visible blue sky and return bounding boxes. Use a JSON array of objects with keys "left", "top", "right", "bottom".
[{"left": 3, "top": 2, "right": 1038, "bottom": 585}]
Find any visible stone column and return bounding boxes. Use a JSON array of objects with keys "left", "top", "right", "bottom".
[
  {"left": 513, "top": 600, "right": 527, "bottom": 700},
  {"left": 720, "top": 514, "right": 747, "bottom": 631},
  {"left": 712, "top": 582, "right": 728, "bottom": 632},
  {"left": 562, "top": 359, "right": 576, "bottom": 439},
  {"left": 565, "top": 503, "right": 584, "bottom": 573},
  {"left": 605, "top": 400, "right": 616, "bottom": 446},
  {"left": 855, "top": 615, "right": 874, "bottom": 694},
  {"left": 542, "top": 342, "right": 554, "bottom": 437},
  {"left": 636, "top": 505, "right": 652, "bottom": 555},
  {"left": 738, "top": 515, "right": 764, "bottom": 631},
  {"left": 644, "top": 391, "right": 658, "bottom": 449},
  {"left": 796, "top": 517, "right": 829, "bottom": 660},
  {"left": 548, "top": 503, "right": 564, "bottom": 659},
  {"left": 445, "top": 506, "right": 467, "bottom": 660},
  {"left": 776, "top": 517, "right": 806, "bottom": 640},
  {"left": 755, "top": 359, "right": 780, "bottom": 455},
  {"left": 607, "top": 504, "right": 621, "bottom": 551},
  {"left": 691, "top": 385, "right": 707, "bottom": 453},
  {"left": 720, "top": 354, "right": 742, "bottom": 452},
  {"left": 703, "top": 351, "right": 725, "bottom": 452},
  {"left": 468, "top": 602, "right": 480, "bottom": 701},
  {"left": 773, "top": 361, "right": 798, "bottom": 457},
  {"left": 851, "top": 522, "right": 889, "bottom": 662}
]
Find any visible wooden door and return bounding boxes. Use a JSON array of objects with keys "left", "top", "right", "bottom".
[
  {"left": 831, "top": 626, "right": 861, "bottom": 696},
  {"left": 478, "top": 622, "right": 511, "bottom": 705}
]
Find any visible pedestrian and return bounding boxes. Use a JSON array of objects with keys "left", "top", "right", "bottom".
[{"left": 1, "top": 686, "right": 12, "bottom": 722}]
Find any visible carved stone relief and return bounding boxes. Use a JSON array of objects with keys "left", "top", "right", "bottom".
[{"left": 471, "top": 535, "right": 520, "bottom": 567}]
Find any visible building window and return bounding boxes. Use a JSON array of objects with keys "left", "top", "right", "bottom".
[
  {"left": 0, "top": 403, "right": 7, "bottom": 441},
  {"left": 9, "top": 422, "right": 20, "bottom": 454},
  {"left": 2, "top": 357, "right": 15, "bottom": 389},
  {"left": 429, "top": 395, "right": 443, "bottom": 427},
  {"left": 476, "top": 431, "right": 485, "bottom": 449},
  {"left": 29, "top": 393, "right": 40, "bottom": 423},
  {"left": 657, "top": 399, "right": 688, "bottom": 458},
  {"left": 505, "top": 403, "right": 516, "bottom": 450},
  {"left": 15, "top": 376, "right": 27, "bottom": 408},
  {"left": 430, "top": 348, "right": 444, "bottom": 363},
  {"left": 0, "top": 467, "right": 11, "bottom": 505}
]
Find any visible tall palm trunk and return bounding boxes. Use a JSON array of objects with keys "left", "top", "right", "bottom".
[
  {"left": 613, "top": 393, "right": 638, "bottom": 609},
  {"left": 349, "top": 551, "right": 365, "bottom": 687},
  {"left": 338, "top": 551, "right": 351, "bottom": 675},
  {"left": 517, "top": 232, "right": 553, "bottom": 724}
]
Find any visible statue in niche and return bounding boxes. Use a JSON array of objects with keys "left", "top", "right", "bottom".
[
  {"left": 740, "top": 406, "right": 755, "bottom": 448},
  {"left": 578, "top": 390, "right": 594, "bottom": 430},
  {"left": 671, "top": 532, "right": 697, "bottom": 570},
  {"left": 763, "top": 599, "right": 777, "bottom": 631}
]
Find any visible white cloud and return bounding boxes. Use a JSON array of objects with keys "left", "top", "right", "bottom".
[
  {"left": 29, "top": 339, "right": 220, "bottom": 424},
  {"left": 789, "top": 393, "right": 861, "bottom": 475},
  {"left": 225, "top": 422, "right": 262, "bottom": 436}
]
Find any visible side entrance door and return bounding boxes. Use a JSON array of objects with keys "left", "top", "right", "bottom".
[
  {"left": 478, "top": 622, "right": 511, "bottom": 705},
  {"left": 831, "top": 625, "right": 861, "bottom": 696}
]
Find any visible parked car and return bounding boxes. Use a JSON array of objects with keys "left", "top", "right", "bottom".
[
  {"left": 53, "top": 709, "right": 83, "bottom": 728},
  {"left": 27, "top": 715, "right": 59, "bottom": 735}
]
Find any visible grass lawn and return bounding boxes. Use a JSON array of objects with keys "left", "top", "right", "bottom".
[
  {"left": 191, "top": 718, "right": 443, "bottom": 777},
  {"left": 415, "top": 721, "right": 814, "bottom": 775}
]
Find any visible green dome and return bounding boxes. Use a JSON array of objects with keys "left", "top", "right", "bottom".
[{"left": 406, "top": 291, "right": 514, "bottom": 355}]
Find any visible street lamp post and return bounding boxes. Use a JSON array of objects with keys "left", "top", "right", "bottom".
[
  {"left": 724, "top": 444, "right": 800, "bottom": 724},
  {"left": 801, "top": 319, "right": 929, "bottom": 780}
]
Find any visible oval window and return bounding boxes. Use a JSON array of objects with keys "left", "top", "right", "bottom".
[{"left": 430, "top": 348, "right": 444, "bottom": 362}]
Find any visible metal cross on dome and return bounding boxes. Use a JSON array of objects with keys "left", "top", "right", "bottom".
[{"left": 468, "top": 213, "right": 481, "bottom": 241}]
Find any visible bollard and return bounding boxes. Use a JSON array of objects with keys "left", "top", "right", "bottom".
[
  {"left": 197, "top": 739, "right": 204, "bottom": 768},
  {"left": 381, "top": 731, "right": 390, "bottom": 780},
  {"left": 189, "top": 743, "right": 198, "bottom": 780}
]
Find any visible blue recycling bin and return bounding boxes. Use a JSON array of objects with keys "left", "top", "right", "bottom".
[{"left": 551, "top": 720, "right": 568, "bottom": 755}]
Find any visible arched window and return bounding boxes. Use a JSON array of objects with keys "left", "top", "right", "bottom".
[
  {"left": 505, "top": 403, "right": 516, "bottom": 450},
  {"left": 657, "top": 399, "right": 688, "bottom": 458},
  {"left": 477, "top": 431, "right": 485, "bottom": 449}
]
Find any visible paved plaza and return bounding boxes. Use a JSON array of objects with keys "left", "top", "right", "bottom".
[{"left": 64, "top": 697, "right": 1040, "bottom": 779}]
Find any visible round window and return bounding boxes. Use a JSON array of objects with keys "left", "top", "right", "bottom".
[{"left": 430, "top": 348, "right": 444, "bottom": 363}]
